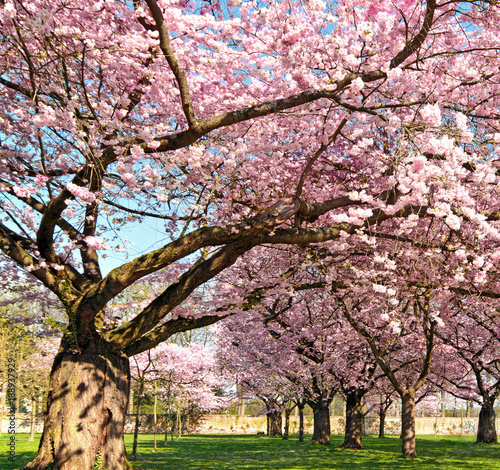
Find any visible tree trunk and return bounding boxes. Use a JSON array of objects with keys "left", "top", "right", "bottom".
[
  {"left": 167, "top": 413, "right": 168, "bottom": 446},
  {"left": 310, "top": 400, "right": 331, "bottom": 444},
  {"left": 268, "top": 411, "right": 282, "bottom": 437},
  {"left": 342, "top": 390, "right": 363, "bottom": 449},
  {"left": 181, "top": 412, "right": 188, "bottom": 435},
  {"left": 23, "top": 338, "right": 131, "bottom": 470},
  {"left": 29, "top": 396, "right": 36, "bottom": 442},
  {"left": 299, "top": 404, "right": 305, "bottom": 442},
  {"left": 283, "top": 408, "right": 291, "bottom": 440},
  {"left": 379, "top": 411, "right": 386, "bottom": 438},
  {"left": 128, "top": 387, "right": 134, "bottom": 415},
  {"left": 460, "top": 406, "right": 464, "bottom": 438},
  {"left": 476, "top": 398, "right": 498, "bottom": 444},
  {"left": 401, "top": 389, "right": 417, "bottom": 458},
  {"left": 176, "top": 406, "right": 181, "bottom": 439},
  {"left": 0, "top": 382, "right": 5, "bottom": 439},
  {"left": 38, "top": 392, "right": 44, "bottom": 418},
  {"left": 132, "top": 380, "right": 145, "bottom": 460},
  {"left": 164, "top": 404, "right": 172, "bottom": 445},
  {"left": 153, "top": 380, "right": 158, "bottom": 452}
]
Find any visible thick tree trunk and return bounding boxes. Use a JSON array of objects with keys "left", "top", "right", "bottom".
[
  {"left": 401, "top": 389, "right": 417, "bottom": 458},
  {"left": 476, "top": 398, "right": 498, "bottom": 444},
  {"left": 379, "top": 411, "right": 386, "bottom": 438},
  {"left": 310, "top": 400, "right": 331, "bottom": 444},
  {"left": 268, "top": 410, "right": 282, "bottom": 436},
  {"left": 342, "top": 390, "right": 363, "bottom": 449},
  {"left": 23, "top": 338, "right": 131, "bottom": 470},
  {"left": 299, "top": 404, "right": 305, "bottom": 442}
]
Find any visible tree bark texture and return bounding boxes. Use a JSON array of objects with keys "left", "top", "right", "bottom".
[
  {"left": 342, "top": 390, "right": 363, "bottom": 449},
  {"left": 310, "top": 400, "right": 331, "bottom": 444},
  {"left": 23, "top": 338, "right": 131, "bottom": 470},
  {"left": 299, "top": 404, "right": 305, "bottom": 442},
  {"left": 29, "top": 396, "right": 36, "bottom": 442},
  {"left": 476, "top": 399, "right": 498, "bottom": 444},
  {"left": 401, "top": 389, "right": 417, "bottom": 458},
  {"left": 283, "top": 408, "right": 290, "bottom": 440},
  {"left": 379, "top": 411, "right": 386, "bottom": 438},
  {"left": 132, "top": 380, "right": 145, "bottom": 460},
  {"left": 268, "top": 411, "right": 283, "bottom": 437}
]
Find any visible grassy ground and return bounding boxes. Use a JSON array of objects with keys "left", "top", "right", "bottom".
[{"left": 2, "top": 433, "right": 500, "bottom": 470}]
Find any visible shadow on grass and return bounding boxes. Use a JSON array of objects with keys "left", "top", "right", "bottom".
[{"left": 0, "top": 434, "right": 43, "bottom": 470}]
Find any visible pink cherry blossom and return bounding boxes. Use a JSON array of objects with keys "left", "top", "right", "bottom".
[
  {"left": 420, "top": 104, "right": 442, "bottom": 127},
  {"left": 66, "top": 182, "right": 96, "bottom": 204}
]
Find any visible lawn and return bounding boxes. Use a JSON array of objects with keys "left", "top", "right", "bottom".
[{"left": 2, "top": 434, "right": 500, "bottom": 469}]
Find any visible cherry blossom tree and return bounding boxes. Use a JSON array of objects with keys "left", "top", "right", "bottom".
[
  {"left": 336, "top": 288, "right": 439, "bottom": 457},
  {"left": 154, "top": 343, "right": 226, "bottom": 440},
  {"left": 0, "top": 288, "right": 60, "bottom": 439},
  {"left": 215, "top": 320, "right": 295, "bottom": 437},
  {"left": 130, "top": 342, "right": 224, "bottom": 454},
  {"left": 20, "top": 338, "right": 58, "bottom": 442},
  {"left": 130, "top": 350, "right": 155, "bottom": 460},
  {"left": 434, "top": 297, "right": 500, "bottom": 444},
  {"left": 215, "top": 287, "right": 381, "bottom": 446},
  {"left": 1, "top": 0, "right": 500, "bottom": 467},
  {"left": 367, "top": 376, "right": 397, "bottom": 438}
]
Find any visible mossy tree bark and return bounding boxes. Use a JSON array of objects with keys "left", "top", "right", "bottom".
[{"left": 23, "top": 338, "right": 131, "bottom": 470}]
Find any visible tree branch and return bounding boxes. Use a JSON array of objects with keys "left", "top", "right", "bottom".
[
  {"left": 107, "top": 240, "right": 256, "bottom": 349},
  {"left": 144, "top": 0, "right": 198, "bottom": 128},
  {"left": 390, "top": 0, "right": 437, "bottom": 69}
]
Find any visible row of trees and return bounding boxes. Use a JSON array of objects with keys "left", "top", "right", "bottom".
[
  {"left": 214, "top": 283, "right": 500, "bottom": 456},
  {"left": 1, "top": 0, "right": 500, "bottom": 468},
  {"left": 0, "top": 296, "right": 58, "bottom": 443},
  {"left": 128, "top": 342, "right": 225, "bottom": 458},
  {"left": 0, "top": 323, "right": 226, "bottom": 449},
  {"left": 3, "top": 307, "right": 493, "bottom": 456}
]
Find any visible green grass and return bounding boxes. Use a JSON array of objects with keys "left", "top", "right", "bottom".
[
  {"left": 0, "top": 433, "right": 42, "bottom": 470},
  {"left": 2, "top": 433, "right": 500, "bottom": 469},
  {"left": 126, "top": 434, "right": 500, "bottom": 470}
]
